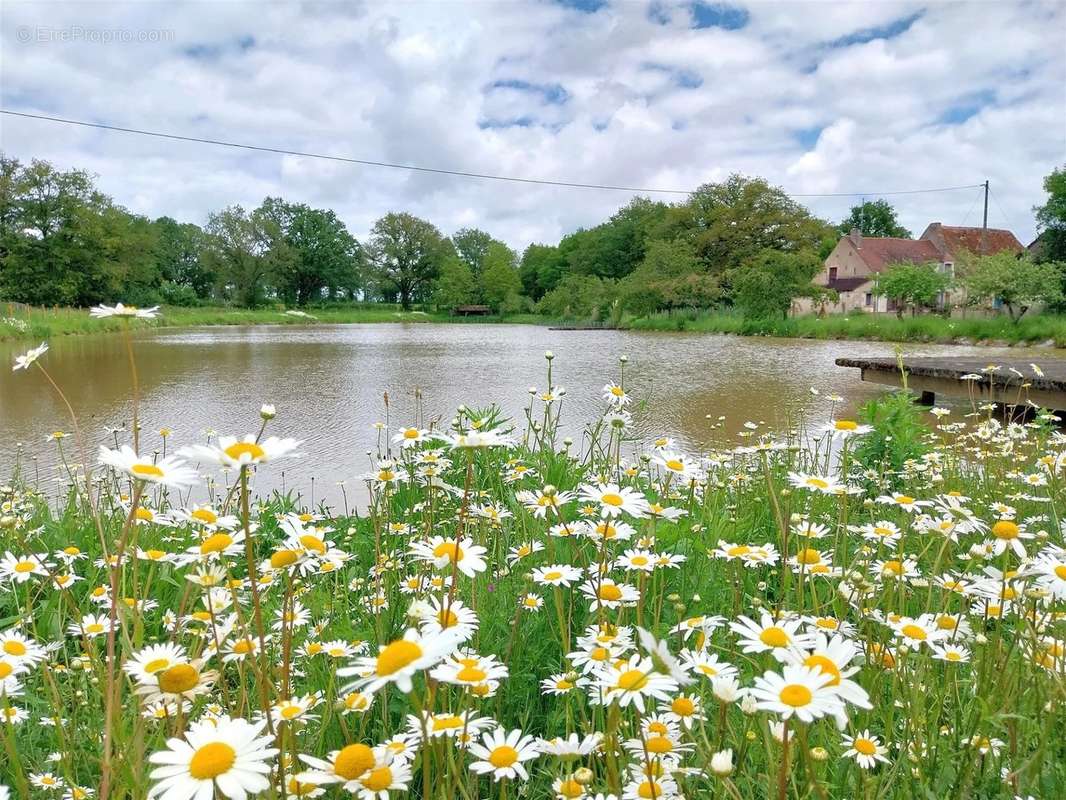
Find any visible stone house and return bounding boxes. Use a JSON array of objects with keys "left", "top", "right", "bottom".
[{"left": 793, "top": 223, "right": 1025, "bottom": 315}]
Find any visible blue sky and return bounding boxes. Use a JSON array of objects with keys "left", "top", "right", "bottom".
[{"left": 1, "top": 0, "right": 1063, "bottom": 248}]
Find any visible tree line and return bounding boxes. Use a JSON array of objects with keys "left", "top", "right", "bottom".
[{"left": 1, "top": 153, "right": 1063, "bottom": 320}]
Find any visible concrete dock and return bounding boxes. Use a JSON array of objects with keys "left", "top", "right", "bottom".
[{"left": 835, "top": 356, "right": 1066, "bottom": 412}]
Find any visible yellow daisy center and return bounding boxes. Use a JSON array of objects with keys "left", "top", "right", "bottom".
[
  {"left": 158, "top": 663, "right": 200, "bottom": 693},
  {"left": 834, "top": 420, "right": 858, "bottom": 431},
  {"left": 803, "top": 655, "right": 841, "bottom": 686},
  {"left": 779, "top": 684, "right": 813, "bottom": 707},
  {"left": 759, "top": 627, "right": 789, "bottom": 648},
  {"left": 271, "top": 549, "right": 300, "bottom": 569},
  {"left": 376, "top": 640, "right": 423, "bottom": 676},
  {"left": 4, "top": 641, "right": 27, "bottom": 656},
  {"left": 598, "top": 584, "right": 623, "bottom": 601},
  {"left": 224, "top": 442, "right": 265, "bottom": 462},
  {"left": 188, "top": 742, "right": 235, "bottom": 779},
  {"left": 854, "top": 738, "right": 877, "bottom": 755},
  {"left": 617, "top": 669, "right": 648, "bottom": 691},
  {"left": 992, "top": 520, "right": 1019, "bottom": 539},
  {"left": 432, "top": 542, "right": 464, "bottom": 562},
  {"left": 334, "top": 743, "right": 375, "bottom": 780},
  {"left": 200, "top": 533, "right": 233, "bottom": 554},
  {"left": 901, "top": 624, "right": 927, "bottom": 641},
  {"left": 488, "top": 745, "right": 519, "bottom": 768},
  {"left": 671, "top": 697, "right": 695, "bottom": 716},
  {"left": 191, "top": 509, "right": 218, "bottom": 524},
  {"left": 601, "top": 493, "right": 624, "bottom": 507},
  {"left": 361, "top": 766, "right": 393, "bottom": 791},
  {"left": 132, "top": 463, "right": 164, "bottom": 479},
  {"left": 143, "top": 658, "right": 170, "bottom": 674}
]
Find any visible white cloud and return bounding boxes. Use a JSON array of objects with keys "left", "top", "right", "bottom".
[{"left": 1, "top": 0, "right": 1062, "bottom": 249}]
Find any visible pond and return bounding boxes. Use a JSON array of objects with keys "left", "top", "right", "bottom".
[{"left": 0, "top": 323, "right": 1033, "bottom": 507}]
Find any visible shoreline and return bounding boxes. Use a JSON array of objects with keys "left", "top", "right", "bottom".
[{"left": 3, "top": 304, "right": 1066, "bottom": 351}]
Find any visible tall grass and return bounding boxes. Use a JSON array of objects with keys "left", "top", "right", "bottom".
[{"left": 628, "top": 309, "right": 1066, "bottom": 346}]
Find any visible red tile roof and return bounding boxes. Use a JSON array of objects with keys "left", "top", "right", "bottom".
[
  {"left": 852, "top": 237, "right": 943, "bottom": 272},
  {"left": 920, "top": 223, "right": 1024, "bottom": 257}
]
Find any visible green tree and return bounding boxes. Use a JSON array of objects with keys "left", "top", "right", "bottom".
[
  {"left": 674, "top": 174, "right": 833, "bottom": 275},
  {"left": 565, "top": 197, "right": 670, "bottom": 281},
  {"left": 620, "top": 238, "right": 712, "bottom": 315},
  {"left": 874, "top": 261, "right": 950, "bottom": 318},
  {"left": 537, "top": 274, "right": 617, "bottom": 319},
  {"left": 519, "top": 243, "right": 565, "bottom": 299},
  {"left": 451, "top": 228, "right": 495, "bottom": 281},
  {"left": 1033, "top": 165, "right": 1066, "bottom": 262},
  {"left": 0, "top": 158, "right": 123, "bottom": 306},
  {"left": 733, "top": 249, "right": 822, "bottom": 319},
  {"left": 959, "top": 251, "right": 1063, "bottom": 322},
  {"left": 366, "top": 213, "right": 449, "bottom": 310},
  {"left": 203, "top": 204, "right": 280, "bottom": 307},
  {"left": 480, "top": 242, "right": 520, "bottom": 312},
  {"left": 838, "top": 199, "right": 911, "bottom": 238},
  {"left": 433, "top": 255, "right": 477, "bottom": 310},
  {"left": 258, "top": 198, "right": 361, "bottom": 305},
  {"left": 154, "top": 216, "right": 212, "bottom": 298}
]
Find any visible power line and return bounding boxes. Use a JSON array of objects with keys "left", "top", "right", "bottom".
[{"left": 1, "top": 108, "right": 986, "bottom": 199}]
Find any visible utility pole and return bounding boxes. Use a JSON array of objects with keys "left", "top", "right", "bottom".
[{"left": 981, "top": 179, "right": 989, "bottom": 254}]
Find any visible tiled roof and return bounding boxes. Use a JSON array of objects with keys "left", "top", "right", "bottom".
[
  {"left": 852, "top": 237, "right": 943, "bottom": 272},
  {"left": 921, "top": 223, "right": 1024, "bottom": 257}
]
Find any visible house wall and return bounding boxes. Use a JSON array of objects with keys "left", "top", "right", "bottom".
[
  {"left": 816, "top": 238, "right": 873, "bottom": 284},
  {"left": 794, "top": 280, "right": 880, "bottom": 315}
]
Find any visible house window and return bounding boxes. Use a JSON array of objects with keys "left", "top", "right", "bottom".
[
  {"left": 941, "top": 262, "right": 954, "bottom": 278},
  {"left": 864, "top": 292, "right": 872, "bottom": 306},
  {"left": 828, "top": 267, "right": 838, "bottom": 281}
]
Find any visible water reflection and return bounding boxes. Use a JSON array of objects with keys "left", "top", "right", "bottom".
[{"left": 0, "top": 323, "right": 1029, "bottom": 506}]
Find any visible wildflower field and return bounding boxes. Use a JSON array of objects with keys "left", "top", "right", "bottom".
[{"left": 1, "top": 306, "right": 1065, "bottom": 800}]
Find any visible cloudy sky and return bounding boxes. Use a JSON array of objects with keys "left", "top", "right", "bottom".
[{"left": 2, "top": 1, "right": 1064, "bottom": 250}]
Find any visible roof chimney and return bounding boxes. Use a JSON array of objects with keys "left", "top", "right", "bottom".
[{"left": 849, "top": 227, "right": 862, "bottom": 248}]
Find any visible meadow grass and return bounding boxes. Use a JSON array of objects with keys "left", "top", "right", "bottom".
[
  {"left": 1, "top": 316, "right": 1065, "bottom": 800},
  {"left": 627, "top": 310, "right": 1066, "bottom": 346}
]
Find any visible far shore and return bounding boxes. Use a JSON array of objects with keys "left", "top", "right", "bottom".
[{"left": 2, "top": 303, "right": 1065, "bottom": 350}]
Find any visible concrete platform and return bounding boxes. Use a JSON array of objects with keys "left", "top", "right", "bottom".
[{"left": 835, "top": 356, "right": 1066, "bottom": 411}]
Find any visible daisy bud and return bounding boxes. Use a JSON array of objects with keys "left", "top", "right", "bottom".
[
  {"left": 673, "top": 603, "right": 685, "bottom": 613},
  {"left": 544, "top": 350, "right": 554, "bottom": 360},
  {"left": 712, "top": 676, "right": 740, "bottom": 703},
  {"left": 619, "top": 355, "right": 628, "bottom": 363},
  {"left": 809, "top": 747, "right": 828, "bottom": 761},
  {"left": 975, "top": 633, "right": 988, "bottom": 645},
  {"left": 740, "top": 694, "right": 759, "bottom": 715},
  {"left": 563, "top": 437, "right": 573, "bottom": 447},
  {"left": 260, "top": 404, "right": 276, "bottom": 420},
  {"left": 666, "top": 593, "right": 680, "bottom": 602},
  {"left": 574, "top": 768, "right": 594, "bottom": 785},
  {"left": 691, "top": 593, "right": 702, "bottom": 602},
  {"left": 745, "top": 730, "right": 757, "bottom": 741},
  {"left": 710, "top": 749, "right": 733, "bottom": 776},
  {"left": 780, "top": 489, "right": 790, "bottom": 497},
  {"left": 0, "top": 515, "right": 15, "bottom": 529},
  {"left": 543, "top": 484, "right": 558, "bottom": 497},
  {"left": 528, "top": 387, "right": 537, "bottom": 394}
]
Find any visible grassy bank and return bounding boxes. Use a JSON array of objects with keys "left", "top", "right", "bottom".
[
  {"left": 0, "top": 303, "right": 549, "bottom": 341},
  {"left": 627, "top": 309, "right": 1066, "bottom": 347},
  {"left": 7, "top": 302, "right": 1066, "bottom": 349}
]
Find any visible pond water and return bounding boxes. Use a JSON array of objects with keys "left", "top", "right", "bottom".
[{"left": 0, "top": 323, "right": 1034, "bottom": 507}]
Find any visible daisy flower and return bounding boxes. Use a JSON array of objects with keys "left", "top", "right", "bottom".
[
  {"left": 297, "top": 744, "right": 378, "bottom": 788},
  {"left": 91, "top": 303, "right": 160, "bottom": 318},
  {"left": 787, "top": 473, "right": 843, "bottom": 494},
  {"left": 602, "top": 383, "right": 630, "bottom": 407},
  {"left": 536, "top": 733, "right": 603, "bottom": 760},
  {"left": 392, "top": 427, "right": 428, "bottom": 448},
  {"left": 468, "top": 728, "right": 540, "bottom": 782},
  {"left": 986, "top": 519, "right": 1034, "bottom": 559},
  {"left": 577, "top": 483, "right": 650, "bottom": 518},
  {"left": 841, "top": 730, "right": 890, "bottom": 769},
  {"left": 594, "top": 655, "right": 679, "bottom": 713},
  {"left": 12, "top": 342, "right": 48, "bottom": 371},
  {"left": 147, "top": 716, "right": 277, "bottom": 800},
  {"left": 730, "top": 614, "right": 813, "bottom": 660},
  {"left": 338, "top": 628, "right": 458, "bottom": 694},
  {"left": 180, "top": 435, "right": 302, "bottom": 469},
  {"left": 749, "top": 665, "right": 845, "bottom": 723},
  {"left": 533, "top": 564, "right": 584, "bottom": 587},
  {"left": 98, "top": 446, "right": 198, "bottom": 488},
  {"left": 823, "top": 420, "right": 872, "bottom": 438},
  {"left": 578, "top": 579, "right": 640, "bottom": 611},
  {"left": 0, "top": 552, "right": 51, "bottom": 583},
  {"left": 409, "top": 536, "right": 487, "bottom": 578}
]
